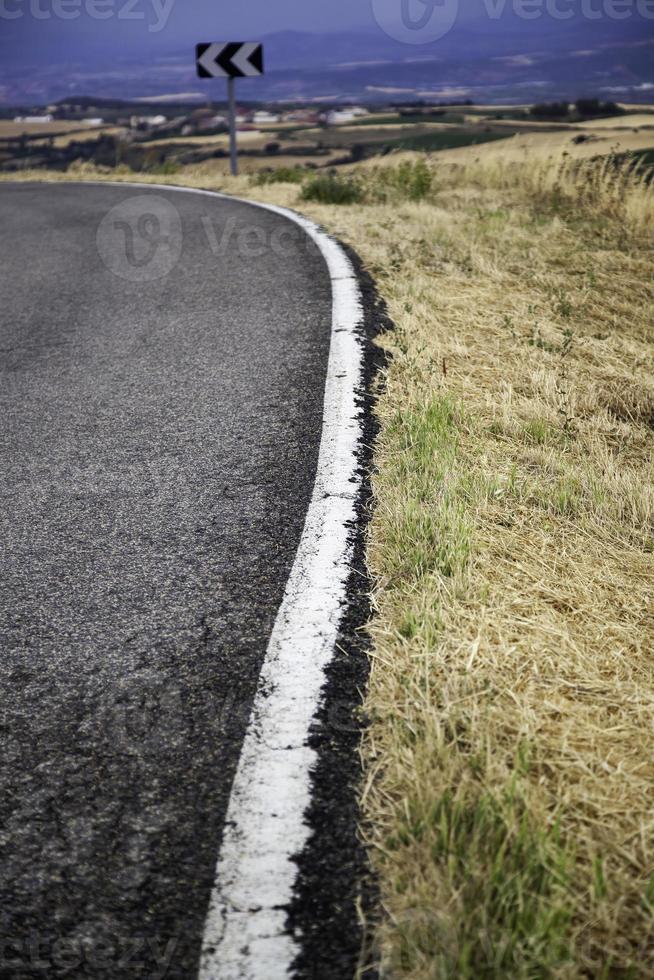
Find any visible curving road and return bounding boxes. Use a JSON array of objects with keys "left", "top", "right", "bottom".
[{"left": 0, "top": 182, "right": 353, "bottom": 978}]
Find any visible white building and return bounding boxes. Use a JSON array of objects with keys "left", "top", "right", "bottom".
[
  {"left": 252, "top": 111, "right": 280, "bottom": 124},
  {"left": 325, "top": 109, "right": 356, "bottom": 125},
  {"left": 129, "top": 114, "right": 167, "bottom": 129},
  {"left": 13, "top": 115, "right": 54, "bottom": 124}
]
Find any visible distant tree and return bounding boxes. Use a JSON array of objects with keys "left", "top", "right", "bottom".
[
  {"left": 530, "top": 101, "right": 570, "bottom": 119},
  {"left": 574, "top": 98, "right": 624, "bottom": 119}
]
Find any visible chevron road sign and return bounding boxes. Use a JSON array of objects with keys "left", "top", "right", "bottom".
[
  {"left": 195, "top": 42, "right": 264, "bottom": 177},
  {"left": 196, "top": 43, "right": 264, "bottom": 79}
]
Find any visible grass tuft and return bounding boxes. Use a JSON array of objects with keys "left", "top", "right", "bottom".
[
  {"left": 251, "top": 166, "right": 308, "bottom": 185},
  {"left": 386, "top": 784, "right": 573, "bottom": 979},
  {"left": 300, "top": 172, "right": 365, "bottom": 204}
]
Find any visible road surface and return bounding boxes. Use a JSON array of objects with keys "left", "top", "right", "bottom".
[{"left": 0, "top": 182, "right": 368, "bottom": 979}]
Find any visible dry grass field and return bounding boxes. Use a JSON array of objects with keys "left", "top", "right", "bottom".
[
  {"left": 577, "top": 113, "right": 654, "bottom": 130},
  {"left": 145, "top": 130, "right": 267, "bottom": 149},
  {"left": 434, "top": 124, "right": 654, "bottom": 163},
  {"left": 3, "top": 145, "right": 653, "bottom": 976},
  {"left": 48, "top": 127, "right": 126, "bottom": 147},
  {"left": 0, "top": 120, "right": 106, "bottom": 139}
]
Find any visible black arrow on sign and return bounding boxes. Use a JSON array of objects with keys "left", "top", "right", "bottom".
[{"left": 196, "top": 42, "right": 264, "bottom": 79}]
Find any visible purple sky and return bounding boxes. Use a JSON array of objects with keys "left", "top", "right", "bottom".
[
  {"left": 3, "top": 0, "right": 651, "bottom": 60},
  {"left": 1, "top": 0, "right": 652, "bottom": 103}
]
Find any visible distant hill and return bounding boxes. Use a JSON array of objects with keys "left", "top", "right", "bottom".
[{"left": 1, "top": 20, "right": 652, "bottom": 106}]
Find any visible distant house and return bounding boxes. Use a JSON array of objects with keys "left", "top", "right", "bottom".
[
  {"left": 325, "top": 109, "right": 356, "bottom": 126},
  {"left": 252, "top": 111, "right": 280, "bottom": 124},
  {"left": 194, "top": 113, "right": 228, "bottom": 132},
  {"left": 82, "top": 118, "right": 104, "bottom": 126},
  {"left": 129, "top": 114, "right": 167, "bottom": 130},
  {"left": 182, "top": 110, "right": 228, "bottom": 135},
  {"left": 13, "top": 115, "right": 54, "bottom": 124},
  {"left": 283, "top": 109, "right": 321, "bottom": 124}
]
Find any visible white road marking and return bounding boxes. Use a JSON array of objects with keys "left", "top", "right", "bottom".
[
  {"left": 196, "top": 197, "right": 364, "bottom": 980},
  {"left": 31, "top": 180, "right": 365, "bottom": 979}
]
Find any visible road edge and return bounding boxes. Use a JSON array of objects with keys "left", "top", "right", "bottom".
[
  {"left": 14, "top": 179, "right": 378, "bottom": 979},
  {"left": 194, "top": 191, "right": 368, "bottom": 980},
  {"left": 104, "top": 182, "right": 370, "bottom": 979}
]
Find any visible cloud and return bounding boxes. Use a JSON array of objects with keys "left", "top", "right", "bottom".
[
  {"left": 416, "top": 86, "right": 472, "bottom": 98},
  {"left": 495, "top": 55, "right": 536, "bottom": 67},
  {"left": 365, "top": 85, "right": 417, "bottom": 94},
  {"left": 601, "top": 82, "right": 654, "bottom": 92}
]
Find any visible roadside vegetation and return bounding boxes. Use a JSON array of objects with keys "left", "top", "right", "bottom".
[
  {"left": 4, "top": 145, "right": 653, "bottom": 976},
  {"left": 351, "top": 153, "right": 654, "bottom": 979}
]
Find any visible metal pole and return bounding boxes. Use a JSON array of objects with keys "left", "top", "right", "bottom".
[{"left": 227, "top": 76, "right": 238, "bottom": 177}]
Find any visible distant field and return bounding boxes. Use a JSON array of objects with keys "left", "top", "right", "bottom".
[
  {"left": 0, "top": 120, "right": 103, "bottom": 139},
  {"left": 577, "top": 113, "right": 654, "bottom": 130},
  {"left": 49, "top": 127, "right": 124, "bottom": 147},
  {"left": 436, "top": 125, "right": 654, "bottom": 163},
  {"left": 387, "top": 129, "right": 512, "bottom": 153},
  {"left": 145, "top": 130, "right": 266, "bottom": 149},
  {"left": 4, "top": 101, "right": 654, "bottom": 176},
  {"left": 347, "top": 112, "right": 466, "bottom": 126}
]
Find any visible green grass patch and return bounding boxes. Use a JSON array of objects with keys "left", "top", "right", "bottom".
[
  {"left": 251, "top": 166, "right": 307, "bottom": 185},
  {"left": 143, "top": 159, "right": 180, "bottom": 175},
  {"left": 522, "top": 418, "right": 560, "bottom": 445},
  {"left": 382, "top": 397, "right": 472, "bottom": 584},
  {"left": 349, "top": 112, "right": 466, "bottom": 126},
  {"left": 300, "top": 172, "right": 364, "bottom": 204},
  {"left": 369, "top": 159, "right": 433, "bottom": 202},
  {"left": 390, "top": 784, "right": 573, "bottom": 978}
]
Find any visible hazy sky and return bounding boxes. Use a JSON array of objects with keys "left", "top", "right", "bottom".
[
  {"left": 1, "top": 0, "right": 375, "bottom": 50},
  {"left": 0, "top": 0, "right": 378, "bottom": 68},
  {"left": 1, "top": 0, "right": 651, "bottom": 73},
  {"left": 1, "top": 0, "right": 581, "bottom": 56}
]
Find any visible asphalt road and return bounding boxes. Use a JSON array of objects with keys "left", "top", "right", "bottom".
[{"left": 0, "top": 183, "right": 336, "bottom": 978}]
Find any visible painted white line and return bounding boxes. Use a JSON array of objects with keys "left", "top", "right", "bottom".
[
  {"left": 71, "top": 181, "right": 365, "bottom": 979},
  {"left": 196, "top": 197, "right": 364, "bottom": 980}
]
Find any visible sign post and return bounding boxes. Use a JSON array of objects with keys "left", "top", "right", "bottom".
[
  {"left": 195, "top": 42, "right": 265, "bottom": 178},
  {"left": 227, "top": 77, "right": 237, "bottom": 177}
]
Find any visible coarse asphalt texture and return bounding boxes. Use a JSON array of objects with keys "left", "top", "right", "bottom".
[{"left": 0, "top": 182, "right": 378, "bottom": 979}]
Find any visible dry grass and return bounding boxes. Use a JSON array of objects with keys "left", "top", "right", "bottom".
[
  {"left": 352, "top": 155, "right": 654, "bottom": 978},
  {"left": 0, "top": 120, "right": 108, "bottom": 139},
  {"left": 432, "top": 128, "right": 654, "bottom": 164},
  {"left": 3, "top": 150, "right": 654, "bottom": 976}
]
